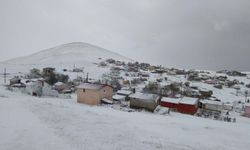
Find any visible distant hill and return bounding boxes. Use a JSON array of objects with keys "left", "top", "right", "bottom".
[{"left": 2, "top": 42, "right": 132, "bottom": 66}]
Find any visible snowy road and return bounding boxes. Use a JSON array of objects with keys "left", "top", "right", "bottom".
[
  {"left": 1, "top": 89, "right": 250, "bottom": 150},
  {"left": 0, "top": 97, "right": 75, "bottom": 150}
]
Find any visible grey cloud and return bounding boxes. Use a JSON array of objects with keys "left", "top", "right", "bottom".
[{"left": 0, "top": 0, "right": 249, "bottom": 71}]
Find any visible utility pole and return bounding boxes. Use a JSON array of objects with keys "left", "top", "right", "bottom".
[
  {"left": 4, "top": 68, "right": 6, "bottom": 84},
  {"left": 180, "top": 82, "right": 183, "bottom": 98},
  {"left": 86, "top": 73, "right": 89, "bottom": 83},
  {"left": 245, "top": 90, "right": 248, "bottom": 103}
]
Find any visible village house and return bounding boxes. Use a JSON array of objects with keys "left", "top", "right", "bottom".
[
  {"left": 199, "top": 100, "right": 224, "bottom": 113},
  {"left": 199, "top": 89, "right": 213, "bottom": 98},
  {"left": 139, "top": 63, "right": 150, "bottom": 71},
  {"left": 139, "top": 72, "right": 150, "bottom": 78},
  {"left": 127, "top": 66, "right": 139, "bottom": 72},
  {"left": 76, "top": 83, "right": 113, "bottom": 105},
  {"left": 184, "top": 88, "right": 200, "bottom": 98},
  {"left": 143, "top": 81, "right": 160, "bottom": 94},
  {"left": 8, "top": 77, "right": 26, "bottom": 92},
  {"left": 129, "top": 92, "right": 160, "bottom": 112},
  {"left": 177, "top": 97, "right": 199, "bottom": 115},
  {"left": 160, "top": 96, "right": 199, "bottom": 115},
  {"left": 98, "top": 61, "right": 107, "bottom": 67},
  {"left": 204, "top": 79, "right": 217, "bottom": 85},
  {"left": 106, "top": 58, "right": 116, "bottom": 64},
  {"left": 114, "top": 61, "right": 125, "bottom": 66},
  {"left": 26, "top": 80, "right": 44, "bottom": 96},
  {"left": 23, "top": 78, "right": 58, "bottom": 97},
  {"left": 43, "top": 67, "right": 55, "bottom": 75},
  {"left": 54, "top": 82, "right": 69, "bottom": 93},
  {"left": 9, "top": 77, "right": 21, "bottom": 85},
  {"left": 166, "top": 70, "right": 177, "bottom": 75},
  {"left": 73, "top": 68, "right": 84, "bottom": 72}
]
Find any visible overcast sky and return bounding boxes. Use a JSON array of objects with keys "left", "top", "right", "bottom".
[{"left": 0, "top": 0, "right": 249, "bottom": 71}]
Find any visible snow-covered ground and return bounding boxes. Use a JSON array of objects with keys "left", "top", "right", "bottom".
[
  {"left": 1, "top": 42, "right": 250, "bottom": 149},
  {"left": 1, "top": 85, "right": 250, "bottom": 150}
]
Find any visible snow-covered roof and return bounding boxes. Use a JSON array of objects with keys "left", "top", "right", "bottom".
[
  {"left": 113, "top": 94, "right": 126, "bottom": 100},
  {"left": 55, "top": 82, "right": 65, "bottom": 86},
  {"left": 245, "top": 103, "right": 250, "bottom": 107},
  {"left": 224, "top": 103, "right": 233, "bottom": 107},
  {"left": 117, "top": 90, "right": 132, "bottom": 95},
  {"left": 161, "top": 97, "right": 180, "bottom": 104},
  {"left": 77, "top": 83, "right": 111, "bottom": 90},
  {"left": 200, "top": 100, "right": 223, "bottom": 105},
  {"left": 101, "top": 98, "right": 113, "bottom": 104},
  {"left": 11, "top": 83, "right": 26, "bottom": 87},
  {"left": 179, "top": 97, "right": 198, "bottom": 105},
  {"left": 129, "top": 92, "right": 159, "bottom": 101}
]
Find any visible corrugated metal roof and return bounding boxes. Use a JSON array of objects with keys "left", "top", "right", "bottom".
[
  {"left": 113, "top": 94, "right": 126, "bottom": 100},
  {"left": 245, "top": 103, "right": 250, "bottom": 107},
  {"left": 117, "top": 90, "right": 132, "bottom": 95},
  {"left": 129, "top": 92, "right": 158, "bottom": 101}
]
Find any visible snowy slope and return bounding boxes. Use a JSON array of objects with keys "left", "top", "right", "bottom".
[{"left": 1, "top": 42, "right": 132, "bottom": 66}]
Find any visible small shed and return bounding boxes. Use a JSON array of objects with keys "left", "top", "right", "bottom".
[
  {"left": 42, "top": 83, "right": 58, "bottom": 97},
  {"left": 113, "top": 94, "right": 126, "bottom": 101},
  {"left": 177, "top": 97, "right": 198, "bottom": 115},
  {"left": 76, "top": 83, "right": 113, "bottom": 105},
  {"left": 244, "top": 103, "right": 250, "bottom": 118},
  {"left": 117, "top": 90, "right": 132, "bottom": 100},
  {"left": 54, "top": 82, "right": 68, "bottom": 92},
  {"left": 160, "top": 97, "right": 180, "bottom": 109},
  {"left": 129, "top": 92, "right": 160, "bottom": 112}
]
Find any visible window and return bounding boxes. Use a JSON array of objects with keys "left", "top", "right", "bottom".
[{"left": 83, "top": 89, "right": 85, "bottom": 92}]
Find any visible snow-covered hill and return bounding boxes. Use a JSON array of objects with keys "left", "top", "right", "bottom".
[
  {"left": 0, "top": 42, "right": 132, "bottom": 78},
  {"left": 2, "top": 42, "right": 132, "bottom": 66}
]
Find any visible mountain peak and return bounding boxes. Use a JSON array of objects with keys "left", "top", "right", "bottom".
[
  {"left": 2, "top": 42, "right": 132, "bottom": 65},
  {"left": 60, "top": 42, "right": 93, "bottom": 47}
]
